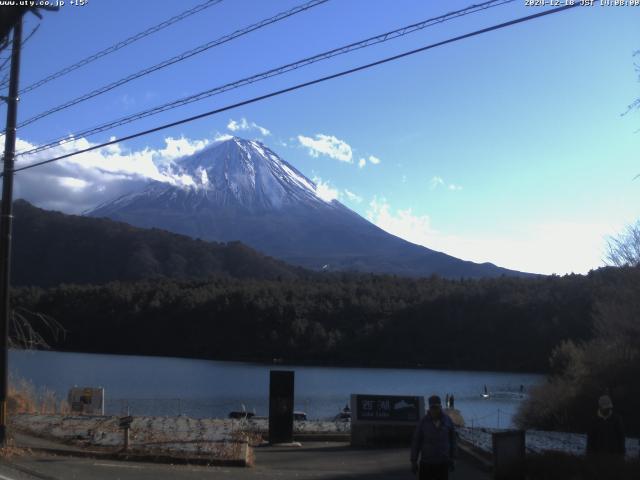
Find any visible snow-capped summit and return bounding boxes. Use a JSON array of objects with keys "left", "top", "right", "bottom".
[
  {"left": 177, "top": 137, "right": 323, "bottom": 207},
  {"left": 92, "top": 137, "right": 331, "bottom": 216},
  {"left": 88, "top": 136, "right": 529, "bottom": 278}
]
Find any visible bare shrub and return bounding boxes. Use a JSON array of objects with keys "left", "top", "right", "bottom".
[
  {"left": 7, "top": 378, "right": 37, "bottom": 414},
  {"left": 606, "top": 221, "right": 640, "bottom": 267},
  {"left": 7, "top": 377, "right": 66, "bottom": 416}
]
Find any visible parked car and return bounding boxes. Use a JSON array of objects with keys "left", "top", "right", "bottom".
[{"left": 229, "top": 411, "right": 255, "bottom": 419}]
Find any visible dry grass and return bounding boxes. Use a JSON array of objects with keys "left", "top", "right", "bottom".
[
  {"left": 8, "top": 376, "right": 68, "bottom": 415},
  {"left": 231, "top": 429, "right": 263, "bottom": 447},
  {"left": 0, "top": 436, "right": 31, "bottom": 459}
]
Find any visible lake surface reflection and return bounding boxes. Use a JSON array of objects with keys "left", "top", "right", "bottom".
[{"left": 10, "top": 349, "right": 543, "bottom": 428}]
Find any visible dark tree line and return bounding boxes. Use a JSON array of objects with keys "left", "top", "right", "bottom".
[{"left": 10, "top": 268, "right": 612, "bottom": 373}]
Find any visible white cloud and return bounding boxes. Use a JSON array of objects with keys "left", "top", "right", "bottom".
[
  {"left": 344, "top": 189, "right": 362, "bottom": 203},
  {"left": 298, "top": 134, "right": 353, "bottom": 163},
  {"left": 227, "top": 118, "right": 248, "bottom": 131},
  {"left": 368, "top": 155, "right": 381, "bottom": 165},
  {"left": 12, "top": 135, "right": 212, "bottom": 214},
  {"left": 213, "top": 132, "right": 233, "bottom": 142},
  {"left": 156, "top": 136, "right": 210, "bottom": 160},
  {"left": 366, "top": 197, "right": 435, "bottom": 247},
  {"left": 58, "top": 177, "right": 89, "bottom": 190},
  {"left": 430, "top": 175, "right": 462, "bottom": 191},
  {"left": 312, "top": 177, "right": 340, "bottom": 203},
  {"left": 254, "top": 125, "right": 271, "bottom": 137},
  {"left": 358, "top": 158, "right": 366, "bottom": 169},
  {"left": 365, "top": 196, "right": 614, "bottom": 275},
  {"left": 430, "top": 176, "right": 445, "bottom": 189},
  {"left": 226, "top": 117, "right": 271, "bottom": 136}
]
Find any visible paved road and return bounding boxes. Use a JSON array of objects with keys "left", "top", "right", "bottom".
[{"left": 0, "top": 442, "right": 490, "bottom": 480}]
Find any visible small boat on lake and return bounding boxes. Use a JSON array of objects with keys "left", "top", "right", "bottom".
[
  {"left": 481, "top": 384, "right": 490, "bottom": 398},
  {"left": 481, "top": 384, "right": 527, "bottom": 399}
]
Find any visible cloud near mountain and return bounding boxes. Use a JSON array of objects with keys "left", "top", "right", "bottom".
[{"left": 13, "top": 135, "right": 213, "bottom": 213}]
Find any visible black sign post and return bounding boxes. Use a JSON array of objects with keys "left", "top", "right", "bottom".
[
  {"left": 119, "top": 416, "right": 133, "bottom": 451},
  {"left": 268, "top": 370, "right": 294, "bottom": 444}
]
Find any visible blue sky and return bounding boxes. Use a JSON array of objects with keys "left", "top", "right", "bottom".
[{"left": 3, "top": 0, "right": 639, "bottom": 275}]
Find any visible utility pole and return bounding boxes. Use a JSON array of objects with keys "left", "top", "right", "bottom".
[{"left": 0, "top": 14, "right": 22, "bottom": 447}]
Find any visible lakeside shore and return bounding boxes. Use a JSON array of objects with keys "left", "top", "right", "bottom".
[{"left": 11, "top": 413, "right": 640, "bottom": 461}]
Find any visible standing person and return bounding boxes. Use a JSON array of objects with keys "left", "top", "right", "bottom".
[
  {"left": 586, "top": 395, "right": 625, "bottom": 458},
  {"left": 445, "top": 394, "right": 449, "bottom": 409},
  {"left": 449, "top": 394, "right": 454, "bottom": 409},
  {"left": 411, "top": 395, "right": 457, "bottom": 480}
]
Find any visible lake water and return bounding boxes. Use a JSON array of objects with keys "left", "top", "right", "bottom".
[{"left": 9, "top": 350, "right": 543, "bottom": 428}]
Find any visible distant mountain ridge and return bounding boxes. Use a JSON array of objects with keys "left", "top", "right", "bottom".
[
  {"left": 11, "top": 200, "right": 305, "bottom": 287},
  {"left": 89, "top": 136, "right": 532, "bottom": 279}
]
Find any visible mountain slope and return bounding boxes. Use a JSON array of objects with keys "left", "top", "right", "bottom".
[
  {"left": 11, "top": 200, "right": 305, "bottom": 287},
  {"left": 89, "top": 137, "right": 531, "bottom": 278}
]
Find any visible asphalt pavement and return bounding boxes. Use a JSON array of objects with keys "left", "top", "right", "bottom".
[{"left": 0, "top": 441, "right": 490, "bottom": 480}]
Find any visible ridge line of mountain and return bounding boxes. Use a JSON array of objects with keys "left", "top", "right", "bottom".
[{"left": 87, "top": 136, "right": 535, "bottom": 279}]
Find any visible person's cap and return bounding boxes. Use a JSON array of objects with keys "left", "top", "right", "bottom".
[
  {"left": 428, "top": 395, "right": 442, "bottom": 408},
  {"left": 598, "top": 395, "right": 613, "bottom": 410}
]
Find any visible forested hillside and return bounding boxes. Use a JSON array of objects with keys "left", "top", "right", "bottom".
[
  {"left": 12, "top": 269, "right": 610, "bottom": 373},
  {"left": 11, "top": 200, "right": 306, "bottom": 286}
]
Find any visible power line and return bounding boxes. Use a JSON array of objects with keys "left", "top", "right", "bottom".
[
  {"left": 0, "top": 57, "right": 11, "bottom": 75},
  {"left": 0, "top": 23, "right": 39, "bottom": 82},
  {"left": 15, "top": 0, "right": 225, "bottom": 95},
  {"left": 17, "top": 0, "right": 514, "bottom": 157},
  {"left": 11, "top": 3, "right": 579, "bottom": 176},
  {"left": 20, "top": 23, "right": 40, "bottom": 48},
  {"left": 15, "top": 0, "right": 330, "bottom": 130}
]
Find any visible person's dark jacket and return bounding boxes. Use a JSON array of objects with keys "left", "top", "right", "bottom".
[
  {"left": 410, "top": 412, "right": 457, "bottom": 465},
  {"left": 586, "top": 413, "right": 625, "bottom": 456}
]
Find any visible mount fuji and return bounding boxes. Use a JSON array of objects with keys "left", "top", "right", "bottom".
[{"left": 88, "top": 137, "right": 528, "bottom": 278}]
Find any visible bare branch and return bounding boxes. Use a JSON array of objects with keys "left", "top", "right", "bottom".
[
  {"left": 606, "top": 220, "right": 640, "bottom": 267},
  {"left": 9, "top": 308, "right": 65, "bottom": 350}
]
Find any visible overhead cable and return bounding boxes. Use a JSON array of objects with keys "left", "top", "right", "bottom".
[
  {"left": 17, "top": 0, "right": 514, "bottom": 157},
  {"left": 15, "top": 0, "right": 330, "bottom": 129},
  {"left": 17, "top": 0, "right": 226, "bottom": 95},
  {"left": 11, "top": 3, "right": 579, "bottom": 175}
]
